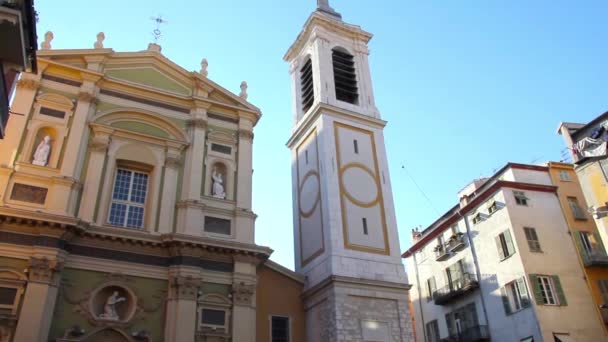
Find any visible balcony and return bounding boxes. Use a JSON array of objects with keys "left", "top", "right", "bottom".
[
  {"left": 435, "top": 244, "right": 450, "bottom": 261},
  {"left": 441, "top": 325, "right": 490, "bottom": 342},
  {"left": 433, "top": 273, "right": 479, "bottom": 305},
  {"left": 582, "top": 250, "right": 608, "bottom": 267},
  {"left": 447, "top": 233, "right": 467, "bottom": 252}
]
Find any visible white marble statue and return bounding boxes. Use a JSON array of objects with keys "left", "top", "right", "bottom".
[
  {"left": 200, "top": 58, "right": 208, "bottom": 77},
  {"left": 99, "top": 291, "right": 126, "bottom": 321},
  {"left": 41, "top": 31, "right": 53, "bottom": 50},
  {"left": 239, "top": 81, "right": 248, "bottom": 100},
  {"left": 94, "top": 32, "right": 105, "bottom": 49},
  {"left": 32, "top": 136, "right": 51, "bottom": 166},
  {"left": 211, "top": 169, "right": 226, "bottom": 199}
]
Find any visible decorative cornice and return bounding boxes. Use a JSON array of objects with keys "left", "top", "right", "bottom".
[
  {"left": 238, "top": 129, "right": 254, "bottom": 141},
  {"left": 175, "top": 199, "right": 205, "bottom": 210},
  {"left": 16, "top": 78, "right": 39, "bottom": 90},
  {"left": 27, "top": 257, "right": 64, "bottom": 286},
  {"left": 231, "top": 281, "right": 255, "bottom": 306},
  {"left": 169, "top": 275, "right": 201, "bottom": 300}
]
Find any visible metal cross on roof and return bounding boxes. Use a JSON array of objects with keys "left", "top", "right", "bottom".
[
  {"left": 317, "top": 0, "right": 341, "bottom": 19},
  {"left": 150, "top": 15, "right": 167, "bottom": 44}
]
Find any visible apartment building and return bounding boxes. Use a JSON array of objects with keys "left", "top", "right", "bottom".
[{"left": 403, "top": 163, "right": 605, "bottom": 342}]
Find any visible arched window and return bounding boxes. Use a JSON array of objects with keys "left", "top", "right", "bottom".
[
  {"left": 332, "top": 47, "right": 358, "bottom": 104},
  {"left": 300, "top": 57, "right": 314, "bottom": 113}
]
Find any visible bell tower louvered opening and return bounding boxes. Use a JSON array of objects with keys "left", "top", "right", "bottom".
[
  {"left": 300, "top": 58, "right": 314, "bottom": 113},
  {"left": 332, "top": 48, "right": 358, "bottom": 105}
]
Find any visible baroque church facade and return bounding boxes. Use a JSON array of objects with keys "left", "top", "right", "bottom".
[{"left": 0, "top": 2, "right": 413, "bottom": 342}]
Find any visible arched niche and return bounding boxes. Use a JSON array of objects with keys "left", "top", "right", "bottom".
[
  {"left": 207, "top": 160, "right": 234, "bottom": 201},
  {"left": 88, "top": 284, "right": 138, "bottom": 323},
  {"left": 26, "top": 126, "right": 60, "bottom": 168}
]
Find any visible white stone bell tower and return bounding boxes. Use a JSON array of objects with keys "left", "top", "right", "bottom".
[{"left": 285, "top": 1, "right": 414, "bottom": 341}]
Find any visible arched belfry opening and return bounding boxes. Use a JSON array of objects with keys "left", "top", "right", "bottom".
[{"left": 332, "top": 47, "right": 358, "bottom": 105}]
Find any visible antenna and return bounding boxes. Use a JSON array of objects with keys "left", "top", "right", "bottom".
[{"left": 150, "top": 15, "right": 168, "bottom": 44}]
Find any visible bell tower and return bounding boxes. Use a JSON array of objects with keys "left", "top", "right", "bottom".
[{"left": 285, "top": 1, "right": 413, "bottom": 341}]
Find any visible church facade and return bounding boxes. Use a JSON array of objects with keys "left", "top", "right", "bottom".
[{"left": 0, "top": 2, "right": 413, "bottom": 342}]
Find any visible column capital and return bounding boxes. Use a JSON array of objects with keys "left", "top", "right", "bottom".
[
  {"left": 238, "top": 129, "right": 254, "bottom": 141},
  {"left": 169, "top": 275, "right": 201, "bottom": 301},
  {"left": 186, "top": 118, "right": 208, "bottom": 130},
  {"left": 16, "top": 78, "right": 39, "bottom": 90},
  {"left": 27, "top": 257, "right": 63, "bottom": 286},
  {"left": 77, "top": 91, "right": 97, "bottom": 104},
  {"left": 231, "top": 281, "right": 255, "bottom": 306}
]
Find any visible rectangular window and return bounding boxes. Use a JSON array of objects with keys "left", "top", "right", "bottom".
[
  {"left": 445, "top": 303, "right": 479, "bottom": 337},
  {"left": 495, "top": 230, "right": 516, "bottom": 260},
  {"left": 0, "top": 287, "right": 17, "bottom": 307},
  {"left": 472, "top": 212, "right": 482, "bottom": 224},
  {"left": 204, "top": 217, "right": 231, "bottom": 235},
  {"left": 501, "top": 277, "right": 530, "bottom": 314},
  {"left": 211, "top": 143, "right": 232, "bottom": 155},
  {"left": 201, "top": 308, "right": 226, "bottom": 326},
  {"left": 108, "top": 169, "right": 148, "bottom": 229},
  {"left": 425, "top": 320, "right": 440, "bottom": 342},
  {"left": 524, "top": 227, "right": 542, "bottom": 252},
  {"left": 451, "top": 224, "right": 459, "bottom": 235},
  {"left": 559, "top": 170, "right": 571, "bottom": 181},
  {"left": 598, "top": 279, "right": 608, "bottom": 303},
  {"left": 362, "top": 217, "right": 368, "bottom": 235},
  {"left": 39, "top": 106, "right": 66, "bottom": 119},
  {"left": 271, "top": 316, "right": 290, "bottom": 342},
  {"left": 514, "top": 191, "right": 529, "bottom": 206},
  {"left": 537, "top": 276, "right": 558, "bottom": 305},
  {"left": 488, "top": 201, "right": 499, "bottom": 214},
  {"left": 353, "top": 139, "right": 359, "bottom": 154},
  {"left": 567, "top": 197, "right": 587, "bottom": 220},
  {"left": 426, "top": 277, "right": 436, "bottom": 302}
]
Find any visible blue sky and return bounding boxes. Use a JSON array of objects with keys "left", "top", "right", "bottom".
[{"left": 35, "top": 0, "right": 608, "bottom": 270}]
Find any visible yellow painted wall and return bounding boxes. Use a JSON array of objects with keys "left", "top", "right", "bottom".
[{"left": 549, "top": 162, "right": 608, "bottom": 332}]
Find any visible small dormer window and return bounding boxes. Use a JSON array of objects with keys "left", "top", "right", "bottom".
[
  {"left": 332, "top": 48, "right": 358, "bottom": 104},
  {"left": 300, "top": 58, "right": 314, "bottom": 113}
]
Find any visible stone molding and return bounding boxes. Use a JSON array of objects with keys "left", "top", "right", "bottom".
[
  {"left": 231, "top": 281, "right": 254, "bottom": 306},
  {"left": 27, "top": 256, "right": 63, "bottom": 285},
  {"left": 165, "top": 155, "right": 182, "bottom": 169},
  {"left": 89, "top": 136, "right": 111, "bottom": 152},
  {"left": 16, "top": 78, "right": 39, "bottom": 90},
  {"left": 78, "top": 91, "right": 97, "bottom": 104},
  {"left": 169, "top": 275, "right": 201, "bottom": 300}
]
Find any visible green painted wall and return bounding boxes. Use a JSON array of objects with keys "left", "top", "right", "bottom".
[
  {"left": 0, "top": 257, "right": 28, "bottom": 270},
  {"left": 111, "top": 121, "right": 170, "bottom": 138},
  {"left": 49, "top": 268, "right": 167, "bottom": 341},
  {"left": 106, "top": 68, "right": 191, "bottom": 96}
]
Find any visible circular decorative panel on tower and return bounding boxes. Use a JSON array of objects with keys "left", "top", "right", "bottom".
[
  {"left": 340, "top": 164, "right": 379, "bottom": 207},
  {"left": 299, "top": 170, "right": 320, "bottom": 217}
]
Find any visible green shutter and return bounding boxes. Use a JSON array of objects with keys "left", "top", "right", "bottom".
[
  {"left": 573, "top": 231, "right": 585, "bottom": 258},
  {"left": 500, "top": 287, "right": 512, "bottom": 314},
  {"left": 552, "top": 275, "right": 567, "bottom": 306},
  {"left": 529, "top": 274, "right": 543, "bottom": 305},
  {"left": 592, "top": 233, "right": 607, "bottom": 255},
  {"left": 517, "top": 277, "right": 531, "bottom": 308},
  {"left": 496, "top": 235, "right": 506, "bottom": 260},
  {"left": 504, "top": 230, "right": 516, "bottom": 257}
]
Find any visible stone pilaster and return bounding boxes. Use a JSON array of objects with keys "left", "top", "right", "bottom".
[
  {"left": 78, "top": 126, "right": 112, "bottom": 222},
  {"left": 13, "top": 257, "right": 63, "bottom": 342},
  {"left": 164, "top": 269, "right": 201, "bottom": 342},
  {"left": 158, "top": 147, "right": 182, "bottom": 233},
  {"left": 231, "top": 281, "right": 256, "bottom": 342}
]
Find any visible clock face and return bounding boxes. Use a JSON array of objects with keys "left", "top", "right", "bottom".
[{"left": 299, "top": 170, "right": 320, "bottom": 218}]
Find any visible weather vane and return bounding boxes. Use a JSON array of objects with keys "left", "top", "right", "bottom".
[{"left": 150, "top": 15, "right": 167, "bottom": 44}]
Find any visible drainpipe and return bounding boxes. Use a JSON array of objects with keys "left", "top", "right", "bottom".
[
  {"left": 412, "top": 252, "right": 427, "bottom": 342},
  {"left": 458, "top": 209, "right": 491, "bottom": 334}
]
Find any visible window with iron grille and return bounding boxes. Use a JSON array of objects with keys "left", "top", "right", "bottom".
[
  {"left": 108, "top": 169, "right": 148, "bottom": 229},
  {"left": 332, "top": 48, "right": 358, "bottom": 104},
  {"left": 300, "top": 58, "right": 314, "bottom": 113},
  {"left": 524, "top": 227, "right": 542, "bottom": 252},
  {"left": 271, "top": 316, "right": 290, "bottom": 342}
]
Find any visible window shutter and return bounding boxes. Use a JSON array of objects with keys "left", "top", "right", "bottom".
[
  {"left": 517, "top": 277, "right": 531, "bottom": 308},
  {"left": 592, "top": 233, "right": 607, "bottom": 255},
  {"left": 573, "top": 232, "right": 585, "bottom": 258},
  {"left": 552, "top": 276, "right": 567, "bottom": 306},
  {"left": 529, "top": 274, "right": 543, "bottom": 304},
  {"left": 504, "top": 230, "right": 516, "bottom": 256},
  {"left": 430, "top": 277, "right": 437, "bottom": 297},
  {"left": 445, "top": 313, "right": 454, "bottom": 336},
  {"left": 500, "top": 287, "right": 512, "bottom": 315},
  {"left": 495, "top": 235, "right": 506, "bottom": 259}
]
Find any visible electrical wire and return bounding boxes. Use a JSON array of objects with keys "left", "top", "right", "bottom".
[{"left": 401, "top": 163, "right": 440, "bottom": 216}]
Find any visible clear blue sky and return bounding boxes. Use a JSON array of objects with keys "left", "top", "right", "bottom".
[{"left": 36, "top": 0, "right": 608, "bottom": 270}]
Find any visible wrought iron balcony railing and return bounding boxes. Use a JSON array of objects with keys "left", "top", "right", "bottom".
[
  {"left": 441, "top": 325, "right": 490, "bottom": 342},
  {"left": 582, "top": 250, "right": 608, "bottom": 267},
  {"left": 433, "top": 273, "right": 479, "bottom": 305}
]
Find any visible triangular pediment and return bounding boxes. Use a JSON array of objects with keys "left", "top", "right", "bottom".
[{"left": 105, "top": 66, "right": 192, "bottom": 96}]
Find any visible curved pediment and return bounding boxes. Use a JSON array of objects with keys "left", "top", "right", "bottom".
[{"left": 93, "top": 108, "right": 187, "bottom": 142}]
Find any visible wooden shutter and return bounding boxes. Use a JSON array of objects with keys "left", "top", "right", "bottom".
[
  {"left": 529, "top": 274, "right": 544, "bottom": 304},
  {"left": 593, "top": 233, "right": 607, "bottom": 255},
  {"left": 300, "top": 58, "right": 314, "bottom": 112},
  {"left": 504, "top": 230, "right": 516, "bottom": 257},
  {"left": 517, "top": 277, "right": 531, "bottom": 308},
  {"left": 573, "top": 231, "right": 585, "bottom": 258},
  {"left": 552, "top": 276, "right": 567, "bottom": 306},
  {"left": 495, "top": 235, "right": 506, "bottom": 259},
  {"left": 332, "top": 49, "right": 359, "bottom": 104}
]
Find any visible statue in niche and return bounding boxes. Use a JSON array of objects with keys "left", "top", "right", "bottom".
[
  {"left": 211, "top": 168, "right": 226, "bottom": 199},
  {"left": 32, "top": 135, "right": 51, "bottom": 166},
  {"left": 99, "top": 291, "right": 126, "bottom": 321}
]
